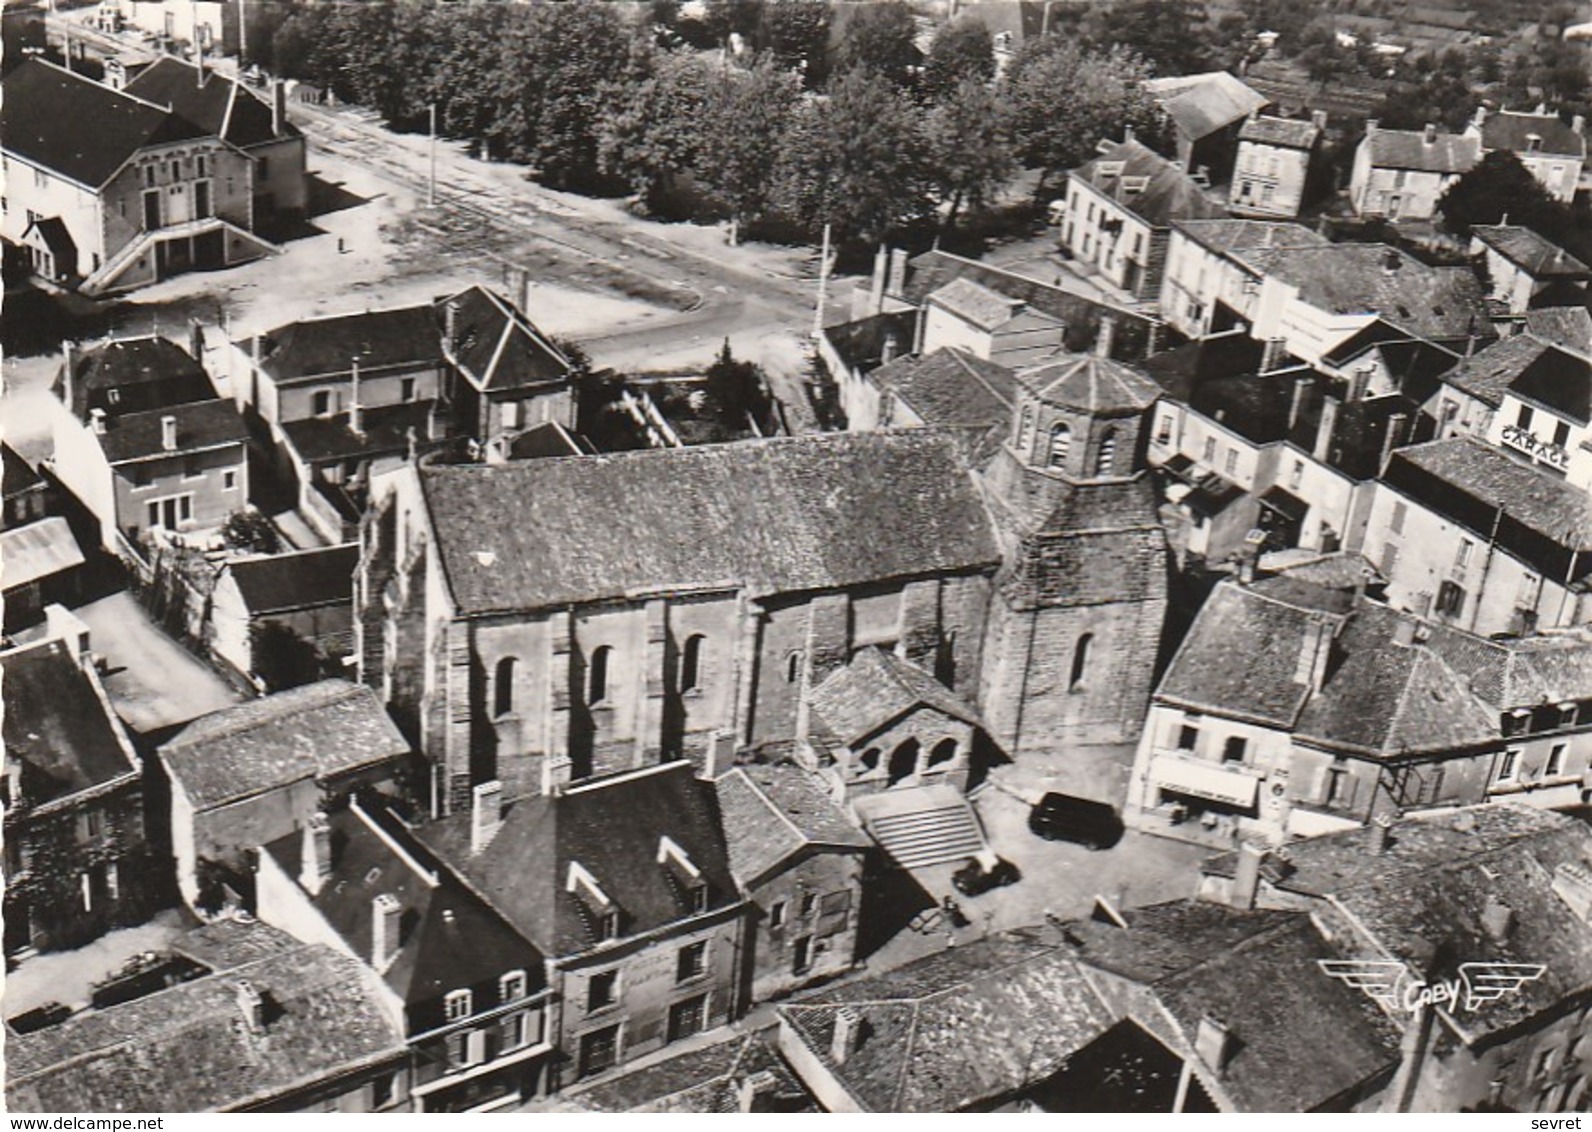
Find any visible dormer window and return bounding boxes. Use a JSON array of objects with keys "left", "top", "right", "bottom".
[
  {"left": 500, "top": 970, "right": 526, "bottom": 1003},
  {"left": 597, "top": 908, "right": 619, "bottom": 941},
  {"left": 659, "top": 835, "right": 708, "bottom": 914},
  {"left": 444, "top": 989, "right": 473, "bottom": 1021}
]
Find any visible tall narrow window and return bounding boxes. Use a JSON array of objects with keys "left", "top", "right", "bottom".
[
  {"left": 1069, "top": 633, "right": 1092, "bottom": 690},
  {"left": 494, "top": 656, "right": 517, "bottom": 718},
  {"left": 1096, "top": 430, "right": 1118, "bottom": 476},
  {"left": 1017, "top": 406, "right": 1034, "bottom": 452},
  {"left": 588, "top": 646, "right": 611, "bottom": 706},
  {"left": 680, "top": 634, "right": 704, "bottom": 694},
  {"left": 1048, "top": 422, "right": 1072, "bottom": 469}
]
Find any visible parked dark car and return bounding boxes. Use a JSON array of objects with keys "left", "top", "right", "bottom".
[
  {"left": 1028, "top": 792, "right": 1125, "bottom": 850},
  {"left": 951, "top": 855, "right": 1021, "bottom": 897}
]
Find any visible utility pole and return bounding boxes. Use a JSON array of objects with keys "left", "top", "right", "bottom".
[
  {"left": 811, "top": 222, "right": 832, "bottom": 340},
  {"left": 428, "top": 103, "right": 438, "bottom": 209}
]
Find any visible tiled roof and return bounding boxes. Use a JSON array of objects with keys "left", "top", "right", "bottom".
[
  {"left": 1288, "top": 389, "right": 1427, "bottom": 481},
  {"left": 1471, "top": 225, "right": 1591, "bottom": 278},
  {"left": 1440, "top": 333, "right": 1546, "bottom": 408},
  {"left": 1019, "top": 353, "right": 1161, "bottom": 415},
  {"left": 125, "top": 58, "right": 300, "bottom": 149},
  {"left": 1505, "top": 342, "right": 1592, "bottom": 424},
  {"left": 809, "top": 647, "right": 983, "bottom": 746},
  {"left": 1365, "top": 126, "right": 1480, "bottom": 174},
  {"left": 438, "top": 285, "right": 570, "bottom": 392},
  {"left": 252, "top": 305, "right": 441, "bottom": 384},
  {"left": 777, "top": 928, "right": 1116, "bottom": 1112},
  {"left": 1238, "top": 244, "right": 1489, "bottom": 340},
  {"left": 57, "top": 336, "right": 215, "bottom": 420},
  {"left": 158, "top": 680, "right": 408, "bottom": 810},
  {"left": 1144, "top": 71, "right": 1269, "bottom": 142},
  {"left": 1238, "top": 114, "right": 1320, "bottom": 149},
  {"left": 821, "top": 309, "right": 918, "bottom": 378},
  {"left": 1525, "top": 307, "right": 1592, "bottom": 356},
  {"left": 868, "top": 348, "right": 1020, "bottom": 461},
  {"left": 1, "top": 60, "right": 207, "bottom": 188},
  {"left": 1478, "top": 110, "right": 1587, "bottom": 158},
  {"left": 0, "top": 517, "right": 86, "bottom": 591},
  {"left": 1140, "top": 331, "right": 1274, "bottom": 402},
  {"left": 97, "top": 399, "right": 248, "bottom": 464},
  {"left": 927, "top": 277, "right": 1023, "bottom": 330},
  {"left": 1072, "top": 139, "right": 1229, "bottom": 228},
  {"left": 417, "top": 431, "right": 1000, "bottom": 615},
  {"left": 505, "top": 421, "right": 592, "bottom": 459},
  {"left": 562, "top": 1029, "right": 814, "bottom": 1113},
  {"left": 417, "top": 761, "right": 740, "bottom": 958},
  {"left": 715, "top": 764, "right": 869, "bottom": 886},
  {"left": 280, "top": 400, "right": 439, "bottom": 465},
  {"left": 2, "top": 640, "right": 139, "bottom": 813},
  {"left": 5, "top": 922, "right": 404, "bottom": 1113},
  {"left": 260, "top": 801, "right": 543, "bottom": 1006},
  {"left": 1171, "top": 218, "right": 1329, "bottom": 258},
  {"left": 225, "top": 543, "right": 358, "bottom": 615}
]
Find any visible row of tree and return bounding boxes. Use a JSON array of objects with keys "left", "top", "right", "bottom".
[{"left": 248, "top": 0, "right": 1165, "bottom": 245}]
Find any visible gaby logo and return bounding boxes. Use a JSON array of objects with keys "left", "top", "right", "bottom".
[{"left": 1318, "top": 960, "right": 1548, "bottom": 1014}]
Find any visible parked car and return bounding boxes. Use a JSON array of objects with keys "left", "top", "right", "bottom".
[
  {"left": 952, "top": 855, "right": 1021, "bottom": 897},
  {"left": 1028, "top": 792, "right": 1125, "bottom": 850}
]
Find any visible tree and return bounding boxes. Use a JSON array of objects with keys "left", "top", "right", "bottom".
[
  {"left": 696, "top": 57, "right": 802, "bottom": 243},
  {"left": 756, "top": 0, "right": 832, "bottom": 88},
  {"left": 704, "top": 340, "right": 774, "bottom": 436},
  {"left": 1003, "top": 40, "right": 1159, "bottom": 193},
  {"left": 922, "top": 18, "right": 996, "bottom": 103},
  {"left": 1082, "top": 0, "right": 1215, "bottom": 77},
  {"left": 775, "top": 69, "right": 928, "bottom": 241},
  {"left": 1438, "top": 149, "right": 1568, "bottom": 237},
  {"left": 598, "top": 51, "right": 711, "bottom": 209},
  {"left": 221, "top": 510, "right": 281, "bottom": 555},
  {"left": 925, "top": 77, "right": 1015, "bottom": 230},
  {"left": 832, "top": 2, "right": 920, "bottom": 89}
]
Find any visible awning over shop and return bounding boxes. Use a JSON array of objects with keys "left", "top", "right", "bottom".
[
  {"left": 1150, "top": 754, "right": 1260, "bottom": 809},
  {"left": 1259, "top": 484, "right": 1310, "bottom": 522},
  {"left": 1183, "top": 474, "right": 1245, "bottom": 519}
]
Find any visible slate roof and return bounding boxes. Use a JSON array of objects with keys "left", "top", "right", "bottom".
[
  {"left": 809, "top": 647, "right": 983, "bottom": 746},
  {"left": 821, "top": 309, "right": 918, "bottom": 378},
  {"left": 505, "top": 421, "right": 593, "bottom": 459},
  {"left": 867, "top": 349, "right": 1019, "bottom": 452},
  {"left": 1204, "top": 805, "right": 1592, "bottom": 1043},
  {"left": 280, "top": 400, "right": 438, "bottom": 464},
  {"left": 1471, "top": 225, "right": 1591, "bottom": 278},
  {"left": 1181, "top": 363, "right": 1317, "bottom": 445},
  {"left": 1144, "top": 71, "right": 1269, "bottom": 143},
  {"left": 225, "top": 543, "right": 358, "bottom": 615},
  {"left": 1238, "top": 114, "right": 1320, "bottom": 150},
  {"left": 1018, "top": 353, "right": 1161, "bottom": 415},
  {"left": 1063, "top": 903, "right": 1402, "bottom": 1112},
  {"left": 1440, "top": 333, "right": 1551, "bottom": 408},
  {"left": 438, "top": 285, "right": 570, "bottom": 391},
  {"left": 1365, "top": 125, "right": 1480, "bottom": 174},
  {"left": 97, "top": 399, "right": 248, "bottom": 464},
  {"left": 124, "top": 57, "right": 300, "bottom": 149},
  {"left": 56, "top": 336, "right": 215, "bottom": 420},
  {"left": 776, "top": 928, "right": 1116, "bottom": 1112},
  {"left": 260, "top": 801, "right": 542, "bottom": 1007},
  {"left": 417, "top": 431, "right": 1000, "bottom": 616},
  {"left": 1072, "top": 139, "right": 1229, "bottom": 228},
  {"left": 252, "top": 305, "right": 441, "bottom": 384},
  {"left": 158, "top": 680, "right": 408, "bottom": 810},
  {"left": 1505, "top": 342, "right": 1592, "bottom": 424},
  {"left": 1290, "top": 389, "right": 1427, "bottom": 481},
  {"left": 2, "top": 442, "right": 44, "bottom": 500},
  {"left": 1, "top": 517, "right": 86, "bottom": 591},
  {"left": 1525, "top": 307, "right": 1592, "bottom": 356},
  {"left": 417, "top": 761, "right": 740, "bottom": 958},
  {"left": 1478, "top": 110, "right": 1587, "bottom": 158},
  {"left": 1236, "top": 244, "right": 1489, "bottom": 340},
  {"left": 715, "top": 764, "right": 869, "bottom": 887},
  {"left": 1140, "top": 331, "right": 1274, "bottom": 402},
  {"left": 2, "top": 639, "right": 139, "bottom": 813},
  {"left": 1, "top": 60, "right": 208, "bottom": 188},
  {"left": 1172, "top": 218, "right": 1330, "bottom": 259},
  {"left": 562, "top": 1029, "right": 814, "bottom": 1113},
  {"left": 926, "top": 277, "right": 1025, "bottom": 330},
  {"left": 4, "top": 922, "right": 404, "bottom": 1113}
]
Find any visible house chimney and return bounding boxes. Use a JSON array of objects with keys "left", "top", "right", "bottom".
[
  {"left": 880, "top": 330, "right": 900, "bottom": 366},
  {"left": 870, "top": 244, "right": 888, "bottom": 314},
  {"left": 444, "top": 300, "right": 460, "bottom": 353},
  {"left": 1392, "top": 618, "right": 1417, "bottom": 648},
  {"left": 541, "top": 753, "right": 572, "bottom": 798},
  {"left": 1472, "top": 107, "right": 1487, "bottom": 130},
  {"left": 831, "top": 1005, "right": 864, "bottom": 1064},
  {"left": 1365, "top": 118, "right": 1379, "bottom": 136},
  {"left": 1293, "top": 618, "right": 1331, "bottom": 689},
  {"left": 161, "top": 414, "right": 178, "bottom": 451},
  {"left": 1288, "top": 375, "right": 1311, "bottom": 431},
  {"left": 1314, "top": 395, "right": 1340, "bottom": 462},
  {"left": 372, "top": 893, "right": 402, "bottom": 969},
  {"left": 1311, "top": 109, "right": 1329, "bottom": 130},
  {"left": 1095, "top": 314, "right": 1117, "bottom": 359},
  {"left": 1423, "top": 122, "right": 1437, "bottom": 145},
  {"left": 1194, "top": 1015, "right": 1233, "bottom": 1073},
  {"left": 348, "top": 358, "right": 365, "bottom": 438},
  {"left": 299, "top": 811, "right": 332, "bottom": 895},
  {"left": 235, "top": 980, "right": 265, "bottom": 1035},
  {"left": 1368, "top": 811, "right": 1395, "bottom": 854},
  {"left": 1349, "top": 364, "right": 1373, "bottom": 402},
  {"left": 61, "top": 340, "right": 75, "bottom": 415},
  {"left": 886, "top": 248, "right": 909, "bottom": 298},
  {"left": 1480, "top": 896, "right": 1515, "bottom": 943},
  {"left": 426, "top": 400, "right": 441, "bottom": 442},
  {"left": 1575, "top": 114, "right": 1586, "bottom": 137},
  {"left": 1383, "top": 248, "right": 1402, "bottom": 275},
  {"left": 471, "top": 779, "right": 504, "bottom": 854},
  {"left": 1380, "top": 413, "right": 1409, "bottom": 473},
  {"left": 271, "top": 78, "right": 286, "bottom": 137},
  {"left": 737, "top": 1070, "right": 781, "bottom": 1113},
  {"left": 1260, "top": 336, "right": 1287, "bottom": 373},
  {"left": 1123, "top": 124, "right": 1136, "bottom": 145},
  {"left": 90, "top": 407, "right": 107, "bottom": 435},
  {"left": 1230, "top": 838, "right": 1267, "bottom": 910}
]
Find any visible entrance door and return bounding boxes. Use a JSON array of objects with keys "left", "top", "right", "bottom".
[
  {"left": 143, "top": 189, "right": 161, "bottom": 230},
  {"left": 194, "top": 180, "right": 211, "bottom": 219}
]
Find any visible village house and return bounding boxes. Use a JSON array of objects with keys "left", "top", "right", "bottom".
[
  {"left": 414, "top": 762, "right": 748, "bottom": 1089},
  {"left": 1142, "top": 71, "right": 1271, "bottom": 185},
  {"left": 209, "top": 542, "right": 359, "bottom": 686},
  {"left": 4, "top": 918, "right": 409, "bottom": 1113},
  {"left": 1129, "top": 574, "right": 1592, "bottom": 848},
  {"left": 1158, "top": 218, "right": 1328, "bottom": 340},
  {"left": 1365, "top": 435, "right": 1592, "bottom": 634},
  {"left": 1229, "top": 112, "right": 1324, "bottom": 219},
  {"left": 1468, "top": 224, "right": 1592, "bottom": 316},
  {"left": 156, "top": 679, "right": 409, "bottom": 908},
  {"left": 50, "top": 335, "right": 250, "bottom": 552},
  {"left": 1315, "top": 321, "right": 1468, "bottom": 407},
  {"left": 1, "top": 445, "right": 85, "bottom": 633},
  {"left": 1199, "top": 805, "right": 1592, "bottom": 1113},
  {"left": 1467, "top": 107, "right": 1587, "bottom": 204},
  {"left": 1349, "top": 121, "right": 1480, "bottom": 221},
  {"left": 256, "top": 797, "right": 556, "bottom": 1112},
  {"left": 99, "top": 0, "right": 242, "bottom": 56},
  {"left": 1058, "top": 135, "right": 1229, "bottom": 303},
  {"left": 2, "top": 614, "right": 161, "bottom": 957},
  {"left": 0, "top": 59, "right": 275, "bottom": 293},
  {"left": 555, "top": 1028, "right": 815, "bottom": 1113},
  {"left": 713, "top": 763, "right": 870, "bottom": 1002}
]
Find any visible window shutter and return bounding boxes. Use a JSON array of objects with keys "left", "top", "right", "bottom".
[{"left": 467, "top": 1028, "right": 487, "bottom": 1067}]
